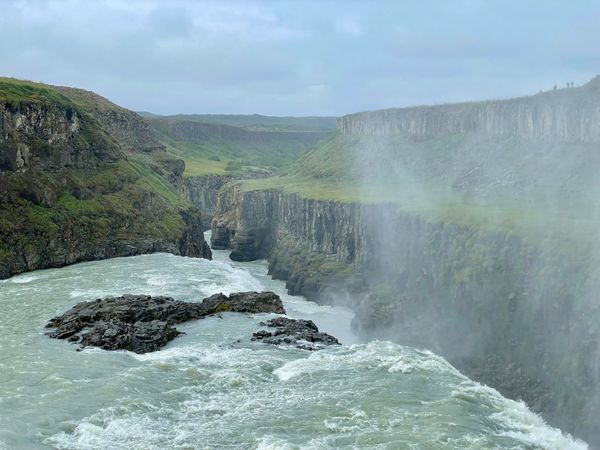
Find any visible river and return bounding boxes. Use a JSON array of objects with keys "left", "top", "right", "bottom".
[{"left": 0, "top": 242, "right": 587, "bottom": 449}]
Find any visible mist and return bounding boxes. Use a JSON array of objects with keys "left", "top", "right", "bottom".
[{"left": 337, "top": 79, "right": 600, "bottom": 443}]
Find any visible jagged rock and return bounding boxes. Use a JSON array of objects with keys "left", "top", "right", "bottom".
[
  {"left": 201, "top": 291, "right": 285, "bottom": 314},
  {"left": 77, "top": 320, "right": 181, "bottom": 353},
  {"left": 179, "top": 208, "right": 212, "bottom": 259},
  {"left": 252, "top": 317, "right": 340, "bottom": 350},
  {"left": 47, "top": 291, "right": 285, "bottom": 353}
]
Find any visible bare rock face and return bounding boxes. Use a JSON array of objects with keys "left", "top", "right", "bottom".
[{"left": 46, "top": 291, "right": 285, "bottom": 353}]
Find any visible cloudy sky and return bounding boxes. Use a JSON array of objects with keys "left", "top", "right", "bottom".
[{"left": 1, "top": 0, "right": 599, "bottom": 116}]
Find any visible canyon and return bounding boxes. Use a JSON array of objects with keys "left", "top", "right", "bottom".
[
  {"left": 2, "top": 75, "right": 600, "bottom": 445},
  {"left": 209, "top": 77, "right": 600, "bottom": 445}
]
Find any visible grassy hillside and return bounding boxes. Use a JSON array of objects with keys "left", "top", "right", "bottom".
[
  {"left": 0, "top": 78, "right": 76, "bottom": 106},
  {"left": 146, "top": 113, "right": 337, "bottom": 132},
  {"left": 147, "top": 114, "right": 334, "bottom": 177},
  {"left": 0, "top": 78, "right": 208, "bottom": 278}
]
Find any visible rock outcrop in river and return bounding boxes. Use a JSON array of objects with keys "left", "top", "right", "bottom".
[
  {"left": 46, "top": 292, "right": 285, "bottom": 353},
  {"left": 253, "top": 317, "right": 340, "bottom": 350},
  {"left": 46, "top": 291, "right": 339, "bottom": 353}
]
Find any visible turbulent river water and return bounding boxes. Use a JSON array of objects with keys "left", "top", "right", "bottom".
[{"left": 0, "top": 240, "right": 589, "bottom": 449}]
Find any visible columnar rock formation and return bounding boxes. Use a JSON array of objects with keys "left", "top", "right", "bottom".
[
  {"left": 181, "top": 174, "right": 232, "bottom": 226},
  {"left": 339, "top": 76, "right": 600, "bottom": 142},
  {"left": 211, "top": 181, "right": 600, "bottom": 443}
]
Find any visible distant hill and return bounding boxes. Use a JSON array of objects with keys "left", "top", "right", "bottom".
[
  {"left": 145, "top": 114, "right": 335, "bottom": 177},
  {"left": 137, "top": 111, "right": 163, "bottom": 119},
  {"left": 144, "top": 113, "right": 337, "bottom": 132}
]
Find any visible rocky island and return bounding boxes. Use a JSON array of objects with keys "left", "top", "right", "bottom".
[{"left": 46, "top": 291, "right": 339, "bottom": 353}]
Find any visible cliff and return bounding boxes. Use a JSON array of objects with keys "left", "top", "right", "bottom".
[
  {"left": 179, "top": 174, "right": 232, "bottom": 229},
  {"left": 338, "top": 76, "right": 600, "bottom": 142},
  {"left": 211, "top": 182, "right": 600, "bottom": 444},
  {"left": 207, "top": 76, "right": 600, "bottom": 445},
  {"left": 0, "top": 78, "right": 211, "bottom": 279},
  {"left": 54, "top": 86, "right": 164, "bottom": 153}
]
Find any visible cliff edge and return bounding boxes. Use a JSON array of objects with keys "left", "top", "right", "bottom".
[{"left": 0, "top": 78, "right": 211, "bottom": 279}]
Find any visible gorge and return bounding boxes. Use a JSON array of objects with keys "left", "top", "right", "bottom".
[
  {"left": 1, "top": 75, "right": 599, "bottom": 448},
  {"left": 209, "top": 76, "right": 600, "bottom": 445}
]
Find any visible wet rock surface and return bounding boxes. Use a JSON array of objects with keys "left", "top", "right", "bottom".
[
  {"left": 47, "top": 291, "right": 285, "bottom": 353},
  {"left": 201, "top": 291, "right": 285, "bottom": 314},
  {"left": 252, "top": 317, "right": 340, "bottom": 350}
]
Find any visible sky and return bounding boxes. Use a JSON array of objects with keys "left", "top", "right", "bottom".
[{"left": 1, "top": 0, "right": 599, "bottom": 116}]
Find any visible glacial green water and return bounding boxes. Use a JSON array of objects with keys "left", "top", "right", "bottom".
[{"left": 0, "top": 245, "right": 588, "bottom": 449}]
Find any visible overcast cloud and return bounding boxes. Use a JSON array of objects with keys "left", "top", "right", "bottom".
[{"left": 1, "top": 0, "right": 599, "bottom": 116}]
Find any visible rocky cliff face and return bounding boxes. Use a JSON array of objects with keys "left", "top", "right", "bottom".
[
  {"left": 207, "top": 75, "right": 600, "bottom": 445},
  {"left": 339, "top": 76, "right": 600, "bottom": 142},
  {"left": 0, "top": 102, "right": 96, "bottom": 172},
  {"left": 181, "top": 174, "right": 231, "bottom": 227},
  {"left": 0, "top": 79, "right": 211, "bottom": 279},
  {"left": 211, "top": 183, "right": 600, "bottom": 445}
]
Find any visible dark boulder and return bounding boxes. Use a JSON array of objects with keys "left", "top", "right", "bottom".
[
  {"left": 78, "top": 320, "right": 182, "bottom": 353},
  {"left": 252, "top": 317, "right": 340, "bottom": 350}
]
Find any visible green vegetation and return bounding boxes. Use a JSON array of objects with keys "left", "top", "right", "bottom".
[
  {"left": 269, "top": 233, "right": 360, "bottom": 297},
  {"left": 146, "top": 113, "right": 337, "bottom": 132},
  {"left": 234, "top": 131, "right": 600, "bottom": 248},
  {"left": 0, "top": 78, "right": 202, "bottom": 278},
  {"left": 0, "top": 78, "right": 75, "bottom": 107},
  {"left": 212, "top": 302, "right": 232, "bottom": 313},
  {"left": 0, "top": 153, "right": 188, "bottom": 248},
  {"left": 147, "top": 115, "right": 333, "bottom": 177}
]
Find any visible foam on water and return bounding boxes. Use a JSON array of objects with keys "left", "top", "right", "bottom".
[
  {"left": 6, "top": 273, "right": 41, "bottom": 284},
  {"left": 0, "top": 248, "right": 590, "bottom": 449}
]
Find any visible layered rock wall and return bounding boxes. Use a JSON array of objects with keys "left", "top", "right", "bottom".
[
  {"left": 181, "top": 174, "right": 231, "bottom": 216},
  {"left": 0, "top": 102, "right": 87, "bottom": 172}
]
